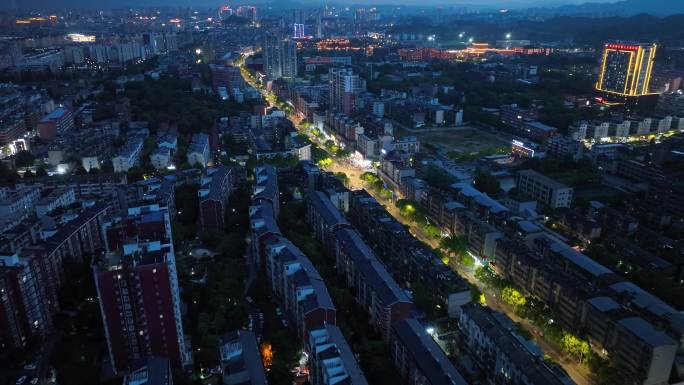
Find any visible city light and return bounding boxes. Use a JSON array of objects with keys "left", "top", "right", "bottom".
[
  {"left": 5, "top": 6, "right": 680, "bottom": 385},
  {"left": 67, "top": 33, "right": 96, "bottom": 42},
  {"left": 261, "top": 343, "right": 273, "bottom": 371}
]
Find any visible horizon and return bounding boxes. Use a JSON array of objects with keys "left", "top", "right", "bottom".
[{"left": 2, "top": 0, "right": 626, "bottom": 12}]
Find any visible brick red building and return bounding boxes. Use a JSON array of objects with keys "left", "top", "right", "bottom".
[
  {"left": 199, "top": 166, "right": 235, "bottom": 231},
  {"left": 93, "top": 204, "right": 187, "bottom": 373}
]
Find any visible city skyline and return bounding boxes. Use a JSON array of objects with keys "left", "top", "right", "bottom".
[
  {"left": 0, "top": 2, "right": 683, "bottom": 385},
  {"left": 0, "top": 0, "right": 628, "bottom": 11}
]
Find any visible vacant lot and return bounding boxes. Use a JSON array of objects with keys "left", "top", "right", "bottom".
[{"left": 396, "top": 124, "right": 512, "bottom": 156}]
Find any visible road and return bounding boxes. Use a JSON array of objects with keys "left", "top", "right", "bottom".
[{"left": 239, "top": 61, "right": 591, "bottom": 385}]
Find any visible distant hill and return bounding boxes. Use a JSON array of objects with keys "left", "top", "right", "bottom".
[
  {"left": 513, "top": 13, "right": 684, "bottom": 45},
  {"left": 549, "top": 0, "right": 684, "bottom": 17}
]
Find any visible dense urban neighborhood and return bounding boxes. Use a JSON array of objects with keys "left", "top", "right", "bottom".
[{"left": 1, "top": 1, "right": 684, "bottom": 385}]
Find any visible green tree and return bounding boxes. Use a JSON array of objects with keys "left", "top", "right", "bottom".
[
  {"left": 334, "top": 172, "right": 350, "bottom": 187},
  {"left": 126, "top": 166, "right": 145, "bottom": 183},
  {"left": 473, "top": 170, "right": 501, "bottom": 195},
  {"left": 501, "top": 287, "right": 527, "bottom": 307},
  {"left": 423, "top": 164, "right": 456, "bottom": 190},
  {"left": 14, "top": 150, "right": 35, "bottom": 168},
  {"left": 0, "top": 162, "right": 19, "bottom": 184},
  {"left": 100, "top": 160, "right": 114, "bottom": 173},
  {"left": 439, "top": 235, "right": 468, "bottom": 259}
]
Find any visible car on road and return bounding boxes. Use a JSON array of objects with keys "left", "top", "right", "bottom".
[
  {"left": 30, "top": 378, "right": 39, "bottom": 385},
  {"left": 23, "top": 362, "right": 37, "bottom": 371},
  {"left": 245, "top": 296, "right": 253, "bottom": 303},
  {"left": 275, "top": 308, "right": 282, "bottom": 316},
  {"left": 282, "top": 319, "right": 288, "bottom": 327},
  {"left": 15, "top": 376, "right": 27, "bottom": 385}
]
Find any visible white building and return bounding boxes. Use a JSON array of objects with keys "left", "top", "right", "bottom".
[
  {"left": 0, "top": 187, "right": 40, "bottom": 217},
  {"left": 150, "top": 147, "right": 172, "bottom": 170},
  {"left": 157, "top": 133, "right": 178, "bottom": 151},
  {"left": 64, "top": 46, "right": 85, "bottom": 64},
  {"left": 516, "top": 169, "right": 573, "bottom": 209},
  {"left": 187, "top": 133, "right": 210, "bottom": 167},
  {"left": 34, "top": 187, "right": 76, "bottom": 217},
  {"left": 82, "top": 155, "right": 99, "bottom": 172},
  {"left": 21, "top": 49, "right": 64, "bottom": 72},
  {"left": 390, "top": 136, "right": 420, "bottom": 154},
  {"left": 112, "top": 135, "right": 144, "bottom": 172}
]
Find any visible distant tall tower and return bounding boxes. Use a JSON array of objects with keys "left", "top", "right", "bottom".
[
  {"left": 263, "top": 33, "right": 283, "bottom": 79},
  {"left": 263, "top": 34, "right": 298, "bottom": 79},
  {"left": 316, "top": 11, "right": 323, "bottom": 39},
  {"left": 282, "top": 38, "right": 298, "bottom": 78},
  {"left": 596, "top": 41, "right": 658, "bottom": 97},
  {"left": 218, "top": 5, "right": 232, "bottom": 20},
  {"left": 293, "top": 9, "right": 305, "bottom": 38}
]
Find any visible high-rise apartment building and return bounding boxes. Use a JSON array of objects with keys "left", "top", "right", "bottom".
[
  {"left": 0, "top": 253, "right": 58, "bottom": 351},
  {"left": 264, "top": 34, "right": 283, "bottom": 79},
  {"left": 263, "top": 34, "right": 297, "bottom": 80},
  {"left": 236, "top": 6, "right": 257, "bottom": 22},
  {"left": 596, "top": 42, "right": 658, "bottom": 97},
  {"left": 329, "top": 68, "right": 363, "bottom": 114},
  {"left": 281, "top": 38, "right": 298, "bottom": 78},
  {"left": 293, "top": 9, "right": 305, "bottom": 38},
  {"left": 93, "top": 203, "right": 188, "bottom": 373},
  {"left": 316, "top": 12, "right": 323, "bottom": 39},
  {"left": 219, "top": 5, "right": 233, "bottom": 20}
]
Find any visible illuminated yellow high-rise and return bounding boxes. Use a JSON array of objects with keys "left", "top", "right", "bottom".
[{"left": 596, "top": 42, "right": 658, "bottom": 97}]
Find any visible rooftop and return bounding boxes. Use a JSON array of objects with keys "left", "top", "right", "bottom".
[
  {"left": 307, "top": 191, "right": 349, "bottom": 228},
  {"left": 452, "top": 182, "right": 509, "bottom": 214},
  {"left": 41, "top": 107, "right": 70, "bottom": 122},
  {"left": 618, "top": 317, "right": 677, "bottom": 347},
  {"left": 335, "top": 227, "right": 411, "bottom": 306},
  {"left": 219, "top": 330, "right": 268, "bottom": 385},
  {"left": 518, "top": 169, "right": 570, "bottom": 190},
  {"left": 392, "top": 318, "right": 468, "bottom": 385},
  {"left": 547, "top": 237, "right": 612, "bottom": 277},
  {"left": 309, "top": 325, "right": 369, "bottom": 385}
]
